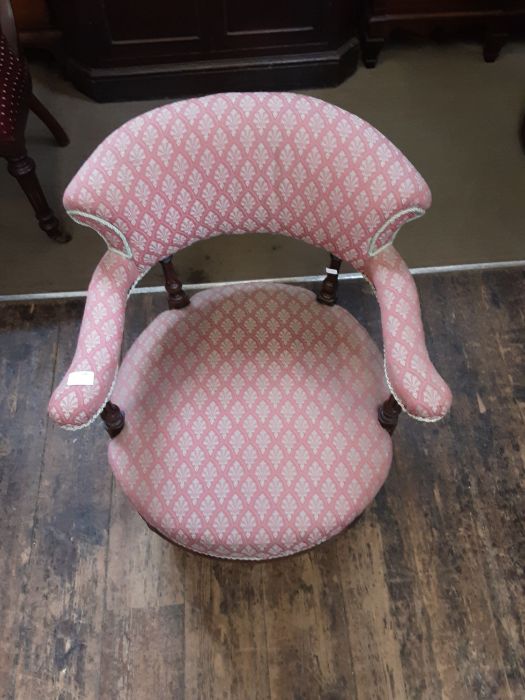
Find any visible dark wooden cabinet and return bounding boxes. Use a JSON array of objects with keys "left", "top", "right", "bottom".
[
  {"left": 48, "top": 0, "right": 359, "bottom": 101},
  {"left": 361, "top": 0, "right": 525, "bottom": 67}
]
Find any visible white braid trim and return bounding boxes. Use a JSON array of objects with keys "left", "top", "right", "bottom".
[
  {"left": 361, "top": 271, "right": 447, "bottom": 423},
  {"left": 368, "top": 207, "right": 425, "bottom": 257},
  {"left": 67, "top": 210, "right": 133, "bottom": 259},
  {"left": 383, "top": 357, "right": 447, "bottom": 423}
]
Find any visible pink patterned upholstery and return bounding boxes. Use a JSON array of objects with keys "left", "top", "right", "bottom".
[
  {"left": 48, "top": 251, "right": 140, "bottom": 428},
  {"left": 63, "top": 92, "right": 431, "bottom": 271},
  {"left": 108, "top": 283, "right": 392, "bottom": 559},
  {"left": 48, "top": 92, "right": 452, "bottom": 558},
  {"left": 359, "top": 247, "right": 452, "bottom": 420}
]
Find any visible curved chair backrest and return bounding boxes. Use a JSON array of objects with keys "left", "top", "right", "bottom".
[{"left": 63, "top": 92, "right": 431, "bottom": 273}]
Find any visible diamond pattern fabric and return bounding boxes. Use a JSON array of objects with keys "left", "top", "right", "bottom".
[{"left": 108, "top": 283, "right": 392, "bottom": 559}]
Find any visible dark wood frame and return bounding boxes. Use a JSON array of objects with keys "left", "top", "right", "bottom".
[
  {"left": 160, "top": 255, "right": 190, "bottom": 310},
  {"left": 317, "top": 254, "right": 342, "bottom": 306},
  {"left": 378, "top": 393, "right": 402, "bottom": 435},
  {"left": 100, "top": 400, "right": 125, "bottom": 438}
]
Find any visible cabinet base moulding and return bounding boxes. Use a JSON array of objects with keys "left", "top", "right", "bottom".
[{"left": 64, "top": 39, "right": 359, "bottom": 102}]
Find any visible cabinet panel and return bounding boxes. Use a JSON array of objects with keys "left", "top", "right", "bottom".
[
  {"left": 220, "top": 0, "right": 327, "bottom": 50},
  {"left": 49, "top": 0, "right": 360, "bottom": 100},
  {"left": 105, "top": 1, "right": 202, "bottom": 42},
  {"left": 220, "top": 0, "right": 350, "bottom": 52},
  {"left": 223, "top": 0, "right": 322, "bottom": 34}
]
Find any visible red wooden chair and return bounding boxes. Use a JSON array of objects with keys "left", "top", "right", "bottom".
[{"left": 0, "top": 0, "right": 70, "bottom": 242}]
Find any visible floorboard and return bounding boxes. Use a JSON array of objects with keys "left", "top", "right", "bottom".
[{"left": 0, "top": 269, "right": 524, "bottom": 699}]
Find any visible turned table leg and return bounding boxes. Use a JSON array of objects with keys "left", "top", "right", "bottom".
[
  {"left": 362, "top": 34, "right": 385, "bottom": 68},
  {"left": 7, "top": 152, "right": 71, "bottom": 243},
  {"left": 483, "top": 30, "right": 508, "bottom": 63}
]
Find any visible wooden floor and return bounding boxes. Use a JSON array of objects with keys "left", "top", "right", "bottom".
[{"left": 1, "top": 268, "right": 524, "bottom": 700}]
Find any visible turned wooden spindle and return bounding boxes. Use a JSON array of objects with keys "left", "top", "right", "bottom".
[
  {"left": 7, "top": 154, "right": 71, "bottom": 243},
  {"left": 101, "top": 401, "right": 125, "bottom": 438},
  {"left": 160, "top": 255, "right": 190, "bottom": 309},
  {"left": 378, "top": 394, "right": 402, "bottom": 435},
  {"left": 316, "top": 254, "right": 342, "bottom": 306}
]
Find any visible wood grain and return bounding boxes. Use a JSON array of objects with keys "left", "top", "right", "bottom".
[
  {"left": 0, "top": 303, "right": 59, "bottom": 699},
  {"left": 0, "top": 268, "right": 524, "bottom": 699}
]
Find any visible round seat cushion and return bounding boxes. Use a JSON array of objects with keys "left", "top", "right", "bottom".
[{"left": 109, "top": 282, "right": 392, "bottom": 560}]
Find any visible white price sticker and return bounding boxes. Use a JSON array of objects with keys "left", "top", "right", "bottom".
[{"left": 67, "top": 370, "right": 95, "bottom": 386}]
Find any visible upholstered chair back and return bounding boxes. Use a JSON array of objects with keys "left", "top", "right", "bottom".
[{"left": 63, "top": 92, "right": 431, "bottom": 273}]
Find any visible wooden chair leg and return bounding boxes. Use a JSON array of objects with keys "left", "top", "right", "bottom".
[
  {"left": 101, "top": 401, "right": 125, "bottom": 438},
  {"left": 317, "top": 254, "right": 342, "bottom": 306},
  {"left": 29, "top": 94, "right": 69, "bottom": 147},
  {"left": 362, "top": 34, "right": 385, "bottom": 68},
  {"left": 7, "top": 153, "right": 71, "bottom": 243},
  {"left": 483, "top": 30, "right": 508, "bottom": 63},
  {"left": 160, "top": 255, "right": 190, "bottom": 309},
  {"left": 378, "top": 394, "right": 402, "bottom": 435}
]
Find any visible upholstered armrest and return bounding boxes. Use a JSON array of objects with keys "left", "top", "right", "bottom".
[
  {"left": 48, "top": 251, "right": 140, "bottom": 429},
  {"left": 360, "top": 246, "right": 452, "bottom": 421}
]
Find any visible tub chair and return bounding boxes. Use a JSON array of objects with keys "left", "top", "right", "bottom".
[{"left": 48, "top": 92, "right": 451, "bottom": 560}]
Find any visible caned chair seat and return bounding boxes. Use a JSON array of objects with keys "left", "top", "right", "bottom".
[{"left": 108, "top": 283, "right": 392, "bottom": 559}]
